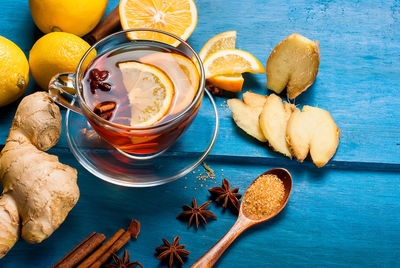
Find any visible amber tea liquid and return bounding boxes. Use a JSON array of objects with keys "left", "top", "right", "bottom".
[{"left": 82, "top": 41, "right": 201, "bottom": 154}]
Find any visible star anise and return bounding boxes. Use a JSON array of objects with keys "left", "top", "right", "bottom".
[
  {"left": 155, "top": 236, "right": 190, "bottom": 268},
  {"left": 209, "top": 178, "right": 242, "bottom": 211},
  {"left": 104, "top": 249, "right": 143, "bottom": 268},
  {"left": 176, "top": 197, "right": 217, "bottom": 229}
]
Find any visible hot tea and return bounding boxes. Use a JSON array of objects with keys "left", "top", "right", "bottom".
[{"left": 81, "top": 41, "right": 201, "bottom": 154}]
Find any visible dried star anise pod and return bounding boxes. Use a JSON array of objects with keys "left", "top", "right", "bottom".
[
  {"left": 209, "top": 178, "right": 242, "bottom": 211},
  {"left": 104, "top": 249, "right": 143, "bottom": 268},
  {"left": 155, "top": 236, "right": 190, "bottom": 268},
  {"left": 176, "top": 197, "right": 217, "bottom": 229}
]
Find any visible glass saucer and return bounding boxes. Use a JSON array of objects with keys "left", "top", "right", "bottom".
[{"left": 65, "top": 90, "right": 219, "bottom": 187}]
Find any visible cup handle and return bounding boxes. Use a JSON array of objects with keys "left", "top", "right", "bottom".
[{"left": 48, "top": 73, "right": 83, "bottom": 115}]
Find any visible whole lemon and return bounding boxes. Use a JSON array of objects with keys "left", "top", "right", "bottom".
[
  {"left": 29, "top": 32, "right": 96, "bottom": 89},
  {"left": 29, "top": 0, "right": 108, "bottom": 37},
  {"left": 0, "top": 36, "right": 29, "bottom": 107}
]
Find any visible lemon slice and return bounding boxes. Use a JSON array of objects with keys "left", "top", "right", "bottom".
[
  {"left": 199, "top": 30, "right": 237, "bottom": 61},
  {"left": 119, "top": 0, "right": 198, "bottom": 47},
  {"left": 208, "top": 74, "right": 244, "bottom": 92},
  {"left": 140, "top": 52, "right": 199, "bottom": 114},
  {"left": 118, "top": 62, "right": 174, "bottom": 127},
  {"left": 203, "top": 49, "right": 265, "bottom": 79},
  {"left": 199, "top": 31, "right": 244, "bottom": 92}
]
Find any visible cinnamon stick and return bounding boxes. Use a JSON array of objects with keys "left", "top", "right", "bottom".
[
  {"left": 83, "top": 6, "right": 121, "bottom": 45},
  {"left": 90, "top": 219, "right": 141, "bottom": 268},
  {"left": 77, "top": 229, "right": 124, "bottom": 268},
  {"left": 90, "top": 231, "right": 132, "bottom": 268},
  {"left": 78, "top": 219, "right": 141, "bottom": 268},
  {"left": 52, "top": 232, "right": 106, "bottom": 268}
]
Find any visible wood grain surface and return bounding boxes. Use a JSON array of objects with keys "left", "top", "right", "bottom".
[{"left": 0, "top": 0, "right": 399, "bottom": 267}]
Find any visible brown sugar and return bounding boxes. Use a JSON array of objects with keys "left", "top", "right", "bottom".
[{"left": 242, "top": 174, "right": 285, "bottom": 220}]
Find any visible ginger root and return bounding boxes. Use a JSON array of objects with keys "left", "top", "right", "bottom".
[{"left": 0, "top": 92, "right": 79, "bottom": 258}]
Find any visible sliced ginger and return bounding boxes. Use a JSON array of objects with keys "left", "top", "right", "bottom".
[
  {"left": 286, "top": 105, "right": 340, "bottom": 167},
  {"left": 227, "top": 92, "right": 267, "bottom": 142},
  {"left": 266, "top": 33, "right": 320, "bottom": 99},
  {"left": 242, "top": 91, "right": 268, "bottom": 108},
  {"left": 259, "top": 94, "right": 296, "bottom": 157},
  {"left": 228, "top": 91, "right": 340, "bottom": 167}
]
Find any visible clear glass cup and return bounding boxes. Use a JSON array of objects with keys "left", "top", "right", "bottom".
[{"left": 49, "top": 29, "right": 205, "bottom": 159}]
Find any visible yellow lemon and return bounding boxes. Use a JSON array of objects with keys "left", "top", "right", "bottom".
[
  {"left": 29, "top": 0, "right": 108, "bottom": 37},
  {"left": 29, "top": 32, "right": 96, "bottom": 90},
  {"left": 0, "top": 36, "right": 29, "bottom": 107},
  {"left": 119, "top": 0, "right": 198, "bottom": 46}
]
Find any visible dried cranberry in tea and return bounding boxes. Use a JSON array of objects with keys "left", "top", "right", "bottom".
[
  {"left": 90, "top": 69, "right": 109, "bottom": 81},
  {"left": 88, "top": 69, "right": 112, "bottom": 94},
  {"left": 97, "top": 82, "right": 112, "bottom": 92}
]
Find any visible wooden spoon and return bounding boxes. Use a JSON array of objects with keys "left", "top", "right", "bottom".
[{"left": 191, "top": 168, "right": 292, "bottom": 268}]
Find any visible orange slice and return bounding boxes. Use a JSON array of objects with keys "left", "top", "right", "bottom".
[
  {"left": 119, "top": 0, "right": 198, "bottom": 47},
  {"left": 203, "top": 49, "right": 265, "bottom": 79},
  {"left": 118, "top": 62, "right": 174, "bottom": 127}
]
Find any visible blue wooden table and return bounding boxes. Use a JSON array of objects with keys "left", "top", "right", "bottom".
[{"left": 1, "top": 0, "right": 400, "bottom": 267}]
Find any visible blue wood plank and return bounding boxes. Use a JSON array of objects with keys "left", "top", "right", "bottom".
[
  {"left": 1, "top": 0, "right": 400, "bottom": 167},
  {"left": 2, "top": 152, "right": 400, "bottom": 267},
  {"left": 0, "top": 0, "right": 399, "bottom": 267}
]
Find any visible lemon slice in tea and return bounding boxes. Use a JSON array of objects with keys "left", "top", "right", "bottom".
[
  {"left": 140, "top": 53, "right": 199, "bottom": 114},
  {"left": 118, "top": 62, "right": 174, "bottom": 127}
]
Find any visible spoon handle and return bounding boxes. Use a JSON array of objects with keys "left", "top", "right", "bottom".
[{"left": 191, "top": 216, "right": 252, "bottom": 268}]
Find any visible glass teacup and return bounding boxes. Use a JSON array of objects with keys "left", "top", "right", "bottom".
[{"left": 49, "top": 29, "right": 205, "bottom": 159}]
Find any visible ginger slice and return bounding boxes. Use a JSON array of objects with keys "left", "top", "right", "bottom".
[
  {"left": 266, "top": 33, "right": 320, "bottom": 99},
  {"left": 242, "top": 91, "right": 267, "bottom": 108},
  {"left": 286, "top": 105, "right": 340, "bottom": 167},
  {"left": 259, "top": 94, "right": 296, "bottom": 157},
  {"left": 227, "top": 92, "right": 267, "bottom": 142}
]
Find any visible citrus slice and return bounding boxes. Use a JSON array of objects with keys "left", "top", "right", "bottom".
[
  {"left": 119, "top": 0, "right": 198, "bottom": 47},
  {"left": 140, "top": 52, "right": 199, "bottom": 114},
  {"left": 199, "top": 31, "right": 244, "bottom": 91},
  {"left": 203, "top": 49, "right": 265, "bottom": 79},
  {"left": 208, "top": 74, "right": 244, "bottom": 92},
  {"left": 199, "top": 30, "right": 237, "bottom": 61},
  {"left": 118, "top": 62, "right": 174, "bottom": 127}
]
